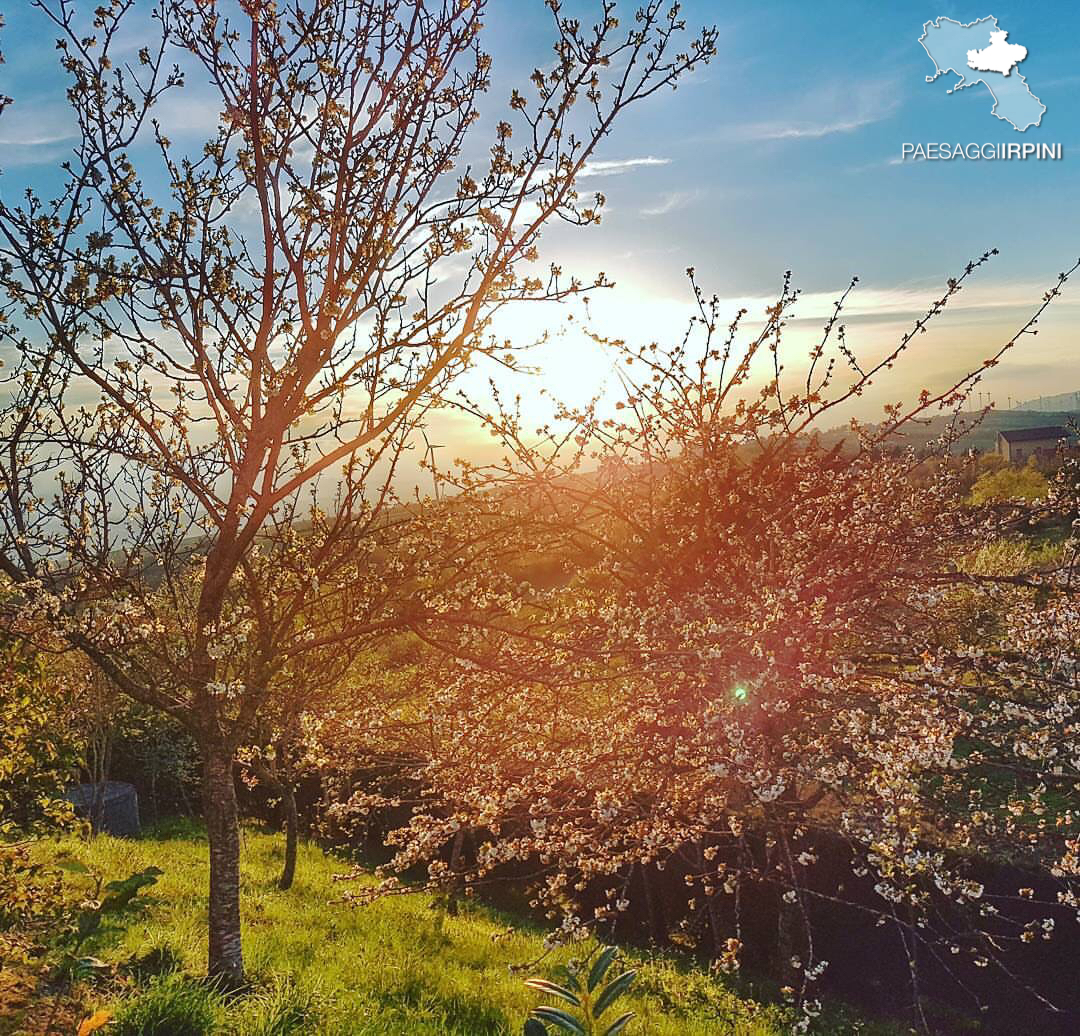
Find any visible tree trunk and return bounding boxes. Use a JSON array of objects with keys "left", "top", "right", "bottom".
[
  {"left": 202, "top": 742, "right": 245, "bottom": 987},
  {"left": 442, "top": 827, "right": 466, "bottom": 915},
  {"left": 776, "top": 893, "right": 804, "bottom": 991},
  {"left": 87, "top": 721, "right": 112, "bottom": 837},
  {"left": 641, "top": 862, "right": 664, "bottom": 944},
  {"left": 278, "top": 781, "right": 298, "bottom": 891},
  {"left": 700, "top": 843, "right": 725, "bottom": 955}
]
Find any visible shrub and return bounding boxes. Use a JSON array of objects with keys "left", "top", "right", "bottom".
[
  {"left": 970, "top": 459, "right": 1050, "bottom": 503},
  {"left": 0, "top": 844, "right": 68, "bottom": 967},
  {"left": 0, "top": 640, "right": 80, "bottom": 834}
]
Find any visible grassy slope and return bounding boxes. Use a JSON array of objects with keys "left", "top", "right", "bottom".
[{"left": 28, "top": 822, "right": 811, "bottom": 1036}]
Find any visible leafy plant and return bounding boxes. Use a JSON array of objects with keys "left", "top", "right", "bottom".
[
  {"left": 0, "top": 639, "right": 80, "bottom": 835},
  {"left": 0, "top": 843, "right": 68, "bottom": 966},
  {"left": 524, "top": 946, "right": 637, "bottom": 1036},
  {"left": 44, "top": 860, "right": 165, "bottom": 989},
  {"left": 61, "top": 862, "right": 164, "bottom": 947}
]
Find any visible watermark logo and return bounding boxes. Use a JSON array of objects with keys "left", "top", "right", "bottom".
[{"left": 902, "top": 15, "right": 1060, "bottom": 161}]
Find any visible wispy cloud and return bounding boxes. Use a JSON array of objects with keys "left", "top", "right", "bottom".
[
  {"left": 569, "top": 276, "right": 1080, "bottom": 350},
  {"left": 741, "top": 114, "right": 887, "bottom": 141},
  {"left": 578, "top": 156, "right": 670, "bottom": 178},
  {"left": 847, "top": 155, "right": 905, "bottom": 174},
  {"left": 0, "top": 144, "right": 75, "bottom": 167},
  {"left": 149, "top": 89, "right": 229, "bottom": 138},
  {"left": 0, "top": 100, "right": 78, "bottom": 166},
  {"left": 1032, "top": 73, "right": 1080, "bottom": 90},
  {"left": 0, "top": 132, "right": 74, "bottom": 148},
  {"left": 727, "top": 76, "right": 901, "bottom": 144},
  {"left": 640, "top": 189, "right": 702, "bottom": 217}
]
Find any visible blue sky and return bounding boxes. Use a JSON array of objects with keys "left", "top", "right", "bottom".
[
  {"left": 480, "top": 1, "right": 1080, "bottom": 420},
  {"left": 1, "top": 1, "right": 1077, "bottom": 427},
  {"left": 488, "top": 1, "right": 1080, "bottom": 295}
]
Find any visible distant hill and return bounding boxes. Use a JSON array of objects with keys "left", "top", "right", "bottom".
[
  {"left": 819, "top": 408, "right": 1080, "bottom": 454},
  {"left": 1015, "top": 390, "right": 1080, "bottom": 412}
]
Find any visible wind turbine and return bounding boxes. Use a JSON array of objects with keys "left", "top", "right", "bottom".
[{"left": 421, "top": 431, "right": 445, "bottom": 500}]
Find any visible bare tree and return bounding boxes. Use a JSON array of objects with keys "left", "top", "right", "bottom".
[{"left": 0, "top": 0, "right": 715, "bottom": 984}]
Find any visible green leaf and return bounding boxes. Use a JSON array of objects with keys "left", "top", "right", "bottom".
[
  {"left": 559, "top": 966, "right": 582, "bottom": 993},
  {"left": 108, "top": 871, "right": 158, "bottom": 893},
  {"left": 587, "top": 946, "right": 619, "bottom": 991},
  {"left": 524, "top": 1020, "right": 549, "bottom": 1036},
  {"left": 55, "top": 858, "right": 90, "bottom": 874},
  {"left": 603, "top": 1012, "right": 635, "bottom": 1036},
  {"left": 532, "top": 1006, "right": 587, "bottom": 1035},
  {"left": 524, "top": 978, "right": 581, "bottom": 1008},
  {"left": 101, "top": 886, "right": 140, "bottom": 911},
  {"left": 74, "top": 956, "right": 109, "bottom": 973},
  {"left": 101, "top": 871, "right": 159, "bottom": 912},
  {"left": 76, "top": 910, "right": 102, "bottom": 939},
  {"left": 69, "top": 956, "right": 110, "bottom": 981},
  {"left": 593, "top": 971, "right": 637, "bottom": 1017}
]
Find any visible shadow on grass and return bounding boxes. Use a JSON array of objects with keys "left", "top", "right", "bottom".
[
  {"left": 376, "top": 980, "right": 510, "bottom": 1036},
  {"left": 136, "top": 816, "right": 209, "bottom": 843}
]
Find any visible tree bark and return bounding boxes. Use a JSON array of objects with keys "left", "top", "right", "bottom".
[
  {"left": 442, "top": 826, "right": 466, "bottom": 915},
  {"left": 202, "top": 742, "right": 245, "bottom": 987},
  {"left": 641, "top": 862, "right": 664, "bottom": 944},
  {"left": 278, "top": 781, "right": 298, "bottom": 891},
  {"left": 700, "top": 843, "right": 725, "bottom": 955}
]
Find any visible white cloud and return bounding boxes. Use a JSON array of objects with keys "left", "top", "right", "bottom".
[
  {"left": 577, "top": 156, "right": 670, "bottom": 178},
  {"left": 705, "top": 277, "right": 1080, "bottom": 324},
  {"left": 727, "top": 76, "right": 901, "bottom": 144},
  {"left": 847, "top": 155, "right": 906, "bottom": 174},
  {"left": 0, "top": 132, "right": 74, "bottom": 148},
  {"left": 640, "top": 189, "right": 702, "bottom": 217},
  {"left": 148, "top": 89, "right": 227, "bottom": 138},
  {"left": 0, "top": 99, "right": 78, "bottom": 166},
  {"left": 742, "top": 114, "right": 885, "bottom": 141}
]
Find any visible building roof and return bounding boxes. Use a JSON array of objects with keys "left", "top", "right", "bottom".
[{"left": 997, "top": 425, "right": 1070, "bottom": 444}]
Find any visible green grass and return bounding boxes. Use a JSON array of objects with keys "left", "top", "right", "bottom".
[
  {"left": 26, "top": 822, "right": 881, "bottom": 1035},
  {"left": 108, "top": 973, "right": 220, "bottom": 1035}
]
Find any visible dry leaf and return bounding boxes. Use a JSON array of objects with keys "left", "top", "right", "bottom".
[{"left": 77, "top": 1009, "right": 111, "bottom": 1036}]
